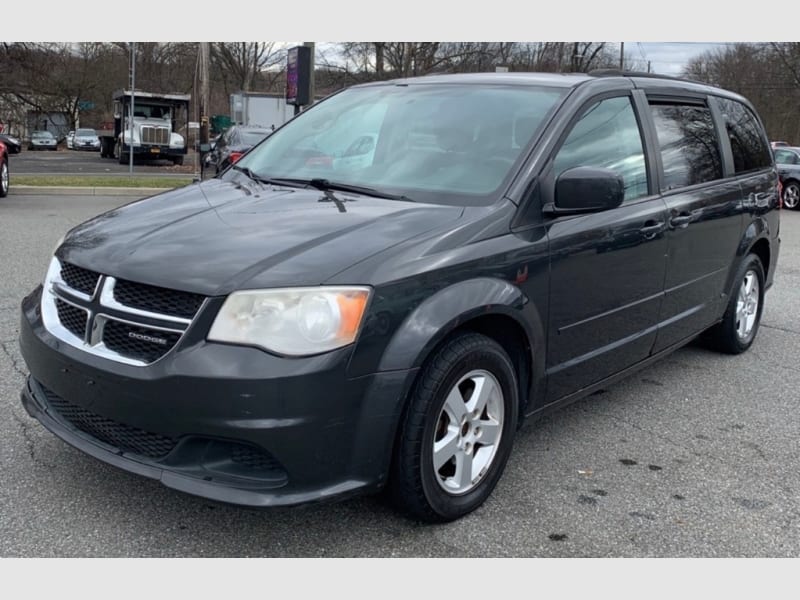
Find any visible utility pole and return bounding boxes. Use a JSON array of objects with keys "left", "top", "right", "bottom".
[
  {"left": 619, "top": 42, "right": 625, "bottom": 71},
  {"left": 648, "top": 60, "right": 651, "bottom": 74},
  {"left": 129, "top": 42, "right": 136, "bottom": 175},
  {"left": 303, "top": 42, "right": 315, "bottom": 108},
  {"left": 199, "top": 42, "right": 210, "bottom": 177}
]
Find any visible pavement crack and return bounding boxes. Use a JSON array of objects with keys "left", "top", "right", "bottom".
[
  {"left": 761, "top": 323, "right": 800, "bottom": 335},
  {"left": 11, "top": 410, "right": 56, "bottom": 470},
  {"left": 586, "top": 408, "right": 725, "bottom": 464},
  {"left": 0, "top": 340, "right": 27, "bottom": 379}
]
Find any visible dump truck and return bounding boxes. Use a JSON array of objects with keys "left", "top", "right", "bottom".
[{"left": 99, "top": 90, "right": 190, "bottom": 165}]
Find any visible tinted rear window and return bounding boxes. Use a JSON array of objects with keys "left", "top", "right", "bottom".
[
  {"left": 649, "top": 103, "right": 723, "bottom": 190},
  {"left": 716, "top": 98, "right": 772, "bottom": 173}
]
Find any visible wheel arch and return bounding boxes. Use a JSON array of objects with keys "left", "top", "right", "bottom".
[
  {"left": 377, "top": 277, "right": 546, "bottom": 420},
  {"left": 727, "top": 218, "right": 774, "bottom": 296}
]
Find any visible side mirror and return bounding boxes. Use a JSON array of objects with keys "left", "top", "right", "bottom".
[{"left": 545, "top": 166, "right": 625, "bottom": 215}]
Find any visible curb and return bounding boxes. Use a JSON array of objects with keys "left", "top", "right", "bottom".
[{"left": 9, "top": 186, "right": 181, "bottom": 197}]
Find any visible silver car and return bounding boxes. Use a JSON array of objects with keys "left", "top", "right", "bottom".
[
  {"left": 73, "top": 128, "right": 100, "bottom": 151},
  {"left": 28, "top": 131, "right": 57, "bottom": 151}
]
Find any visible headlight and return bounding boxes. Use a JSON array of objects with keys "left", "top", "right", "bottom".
[{"left": 208, "top": 287, "right": 371, "bottom": 356}]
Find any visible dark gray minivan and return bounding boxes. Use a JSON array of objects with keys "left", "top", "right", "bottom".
[{"left": 19, "top": 71, "right": 780, "bottom": 522}]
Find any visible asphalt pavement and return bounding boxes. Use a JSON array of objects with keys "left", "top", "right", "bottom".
[
  {"left": 1, "top": 193, "right": 798, "bottom": 557},
  {"left": 9, "top": 147, "right": 203, "bottom": 177}
]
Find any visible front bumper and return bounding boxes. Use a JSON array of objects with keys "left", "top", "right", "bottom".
[
  {"left": 19, "top": 287, "right": 417, "bottom": 507},
  {"left": 123, "top": 144, "right": 185, "bottom": 157}
]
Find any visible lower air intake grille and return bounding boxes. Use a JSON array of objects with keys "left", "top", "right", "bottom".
[
  {"left": 42, "top": 387, "right": 177, "bottom": 459},
  {"left": 231, "top": 444, "right": 283, "bottom": 471}
]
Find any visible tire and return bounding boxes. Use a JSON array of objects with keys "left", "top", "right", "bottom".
[
  {"left": 783, "top": 180, "right": 800, "bottom": 210},
  {"left": 389, "top": 332, "right": 519, "bottom": 522},
  {"left": 172, "top": 156, "right": 184, "bottom": 166},
  {"left": 705, "top": 254, "right": 765, "bottom": 354},
  {"left": 0, "top": 157, "right": 8, "bottom": 198},
  {"left": 118, "top": 151, "right": 128, "bottom": 165}
]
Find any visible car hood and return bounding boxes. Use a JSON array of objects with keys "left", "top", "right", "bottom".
[{"left": 58, "top": 178, "right": 464, "bottom": 296}]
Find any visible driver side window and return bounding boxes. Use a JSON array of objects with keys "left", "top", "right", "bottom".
[{"left": 554, "top": 96, "right": 649, "bottom": 202}]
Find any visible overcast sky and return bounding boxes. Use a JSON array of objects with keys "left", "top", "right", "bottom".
[{"left": 631, "top": 42, "right": 734, "bottom": 76}]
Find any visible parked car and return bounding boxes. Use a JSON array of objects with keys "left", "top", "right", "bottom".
[
  {"left": 0, "top": 139, "right": 8, "bottom": 197},
  {"left": 771, "top": 140, "right": 789, "bottom": 149},
  {"left": 28, "top": 130, "right": 57, "bottom": 151},
  {"left": 0, "top": 133, "right": 22, "bottom": 154},
  {"left": 208, "top": 125, "right": 272, "bottom": 173},
  {"left": 18, "top": 72, "right": 780, "bottom": 523},
  {"left": 72, "top": 128, "right": 100, "bottom": 151},
  {"left": 65, "top": 131, "right": 75, "bottom": 150},
  {"left": 773, "top": 146, "right": 800, "bottom": 209}
]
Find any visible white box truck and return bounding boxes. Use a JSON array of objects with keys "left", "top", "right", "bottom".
[{"left": 229, "top": 92, "right": 295, "bottom": 130}]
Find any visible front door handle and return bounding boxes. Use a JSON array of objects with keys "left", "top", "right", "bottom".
[
  {"left": 639, "top": 221, "right": 665, "bottom": 239},
  {"left": 670, "top": 213, "right": 692, "bottom": 228}
]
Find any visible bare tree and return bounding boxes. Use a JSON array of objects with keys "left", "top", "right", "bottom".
[{"left": 211, "top": 43, "right": 287, "bottom": 93}]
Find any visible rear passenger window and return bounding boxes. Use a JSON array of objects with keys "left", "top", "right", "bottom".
[
  {"left": 554, "top": 96, "right": 648, "bottom": 201},
  {"left": 716, "top": 98, "right": 772, "bottom": 173},
  {"left": 649, "top": 103, "right": 722, "bottom": 190}
]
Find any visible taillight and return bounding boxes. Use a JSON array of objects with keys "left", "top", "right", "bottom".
[{"left": 229, "top": 152, "right": 243, "bottom": 164}]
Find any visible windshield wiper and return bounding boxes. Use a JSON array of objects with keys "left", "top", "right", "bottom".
[
  {"left": 307, "top": 178, "right": 414, "bottom": 202},
  {"left": 230, "top": 166, "right": 306, "bottom": 188}
]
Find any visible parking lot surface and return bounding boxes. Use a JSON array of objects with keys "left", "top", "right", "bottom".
[
  {"left": 9, "top": 147, "right": 202, "bottom": 177},
  {"left": 1, "top": 193, "right": 798, "bottom": 557}
]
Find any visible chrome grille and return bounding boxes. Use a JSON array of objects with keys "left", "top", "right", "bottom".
[
  {"left": 41, "top": 258, "right": 204, "bottom": 366},
  {"left": 60, "top": 262, "right": 100, "bottom": 296},
  {"left": 102, "top": 320, "right": 182, "bottom": 363},
  {"left": 140, "top": 126, "right": 169, "bottom": 145},
  {"left": 55, "top": 298, "right": 87, "bottom": 338},
  {"left": 114, "top": 279, "right": 203, "bottom": 319}
]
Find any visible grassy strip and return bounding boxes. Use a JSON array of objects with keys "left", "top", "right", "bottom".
[{"left": 11, "top": 175, "right": 194, "bottom": 188}]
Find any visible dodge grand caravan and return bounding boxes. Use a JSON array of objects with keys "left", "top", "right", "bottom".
[{"left": 19, "top": 72, "right": 780, "bottom": 522}]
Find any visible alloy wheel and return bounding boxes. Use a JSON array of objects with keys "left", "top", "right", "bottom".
[
  {"left": 735, "top": 270, "right": 760, "bottom": 341},
  {"left": 432, "top": 369, "right": 504, "bottom": 495}
]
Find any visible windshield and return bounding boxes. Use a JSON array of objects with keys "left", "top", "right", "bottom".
[
  {"left": 232, "top": 83, "right": 565, "bottom": 205},
  {"left": 76, "top": 129, "right": 96, "bottom": 136},
  {"left": 32, "top": 131, "right": 52, "bottom": 139},
  {"left": 240, "top": 131, "right": 270, "bottom": 145}
]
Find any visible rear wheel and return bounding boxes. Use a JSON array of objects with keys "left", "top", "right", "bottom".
[
  {"left": 389, "top": 332, "right": 519, "bottom": 522},
  {"left": 171, "top": 156, "right": 184, "bottom": 166},
  {"left": 783, "top": 181, "right": 800, "bottom": 210},
  {"left": 706, "top": 254, "right": 765, "bottom": 354},
  {"left": 0, "top": 157, "right": 9, "bottom": 197}
]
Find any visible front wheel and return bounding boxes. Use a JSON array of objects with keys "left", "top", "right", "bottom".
[
  {"left": 389, "top": 332, "right": 519, "bottom": 522},
  {"left": 783, "top": 181, "right": 800, "bottom": 210},
  {"left": 0, "top": 158, "right": 8, "bottom": 198},
  {"left": 706, "top": 254, "right": 765, "bottom": 354}
]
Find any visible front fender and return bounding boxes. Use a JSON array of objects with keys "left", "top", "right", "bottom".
[{"left": 377, "top": 277, "right": 533, "bottom": 371}]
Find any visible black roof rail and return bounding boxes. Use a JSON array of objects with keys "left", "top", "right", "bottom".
[
  {"left": 588, "top": 69, "right": 684, "bottom": 81},
  {"left": 588, "top": 69, "right": 716, "bottom": 88}
]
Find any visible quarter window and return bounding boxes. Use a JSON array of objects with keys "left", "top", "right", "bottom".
[
  {"left": 716, "top": 98, "right": 772, "bottom": 173},
  {"left": 554, "top": 96, "right": 648, "bottom": 201},
  {"left": 649, "top": 103, "right": 722, "bottom": 190},
  {"left": 774, "top": 149, "right": 798, "bottom": 165}
]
